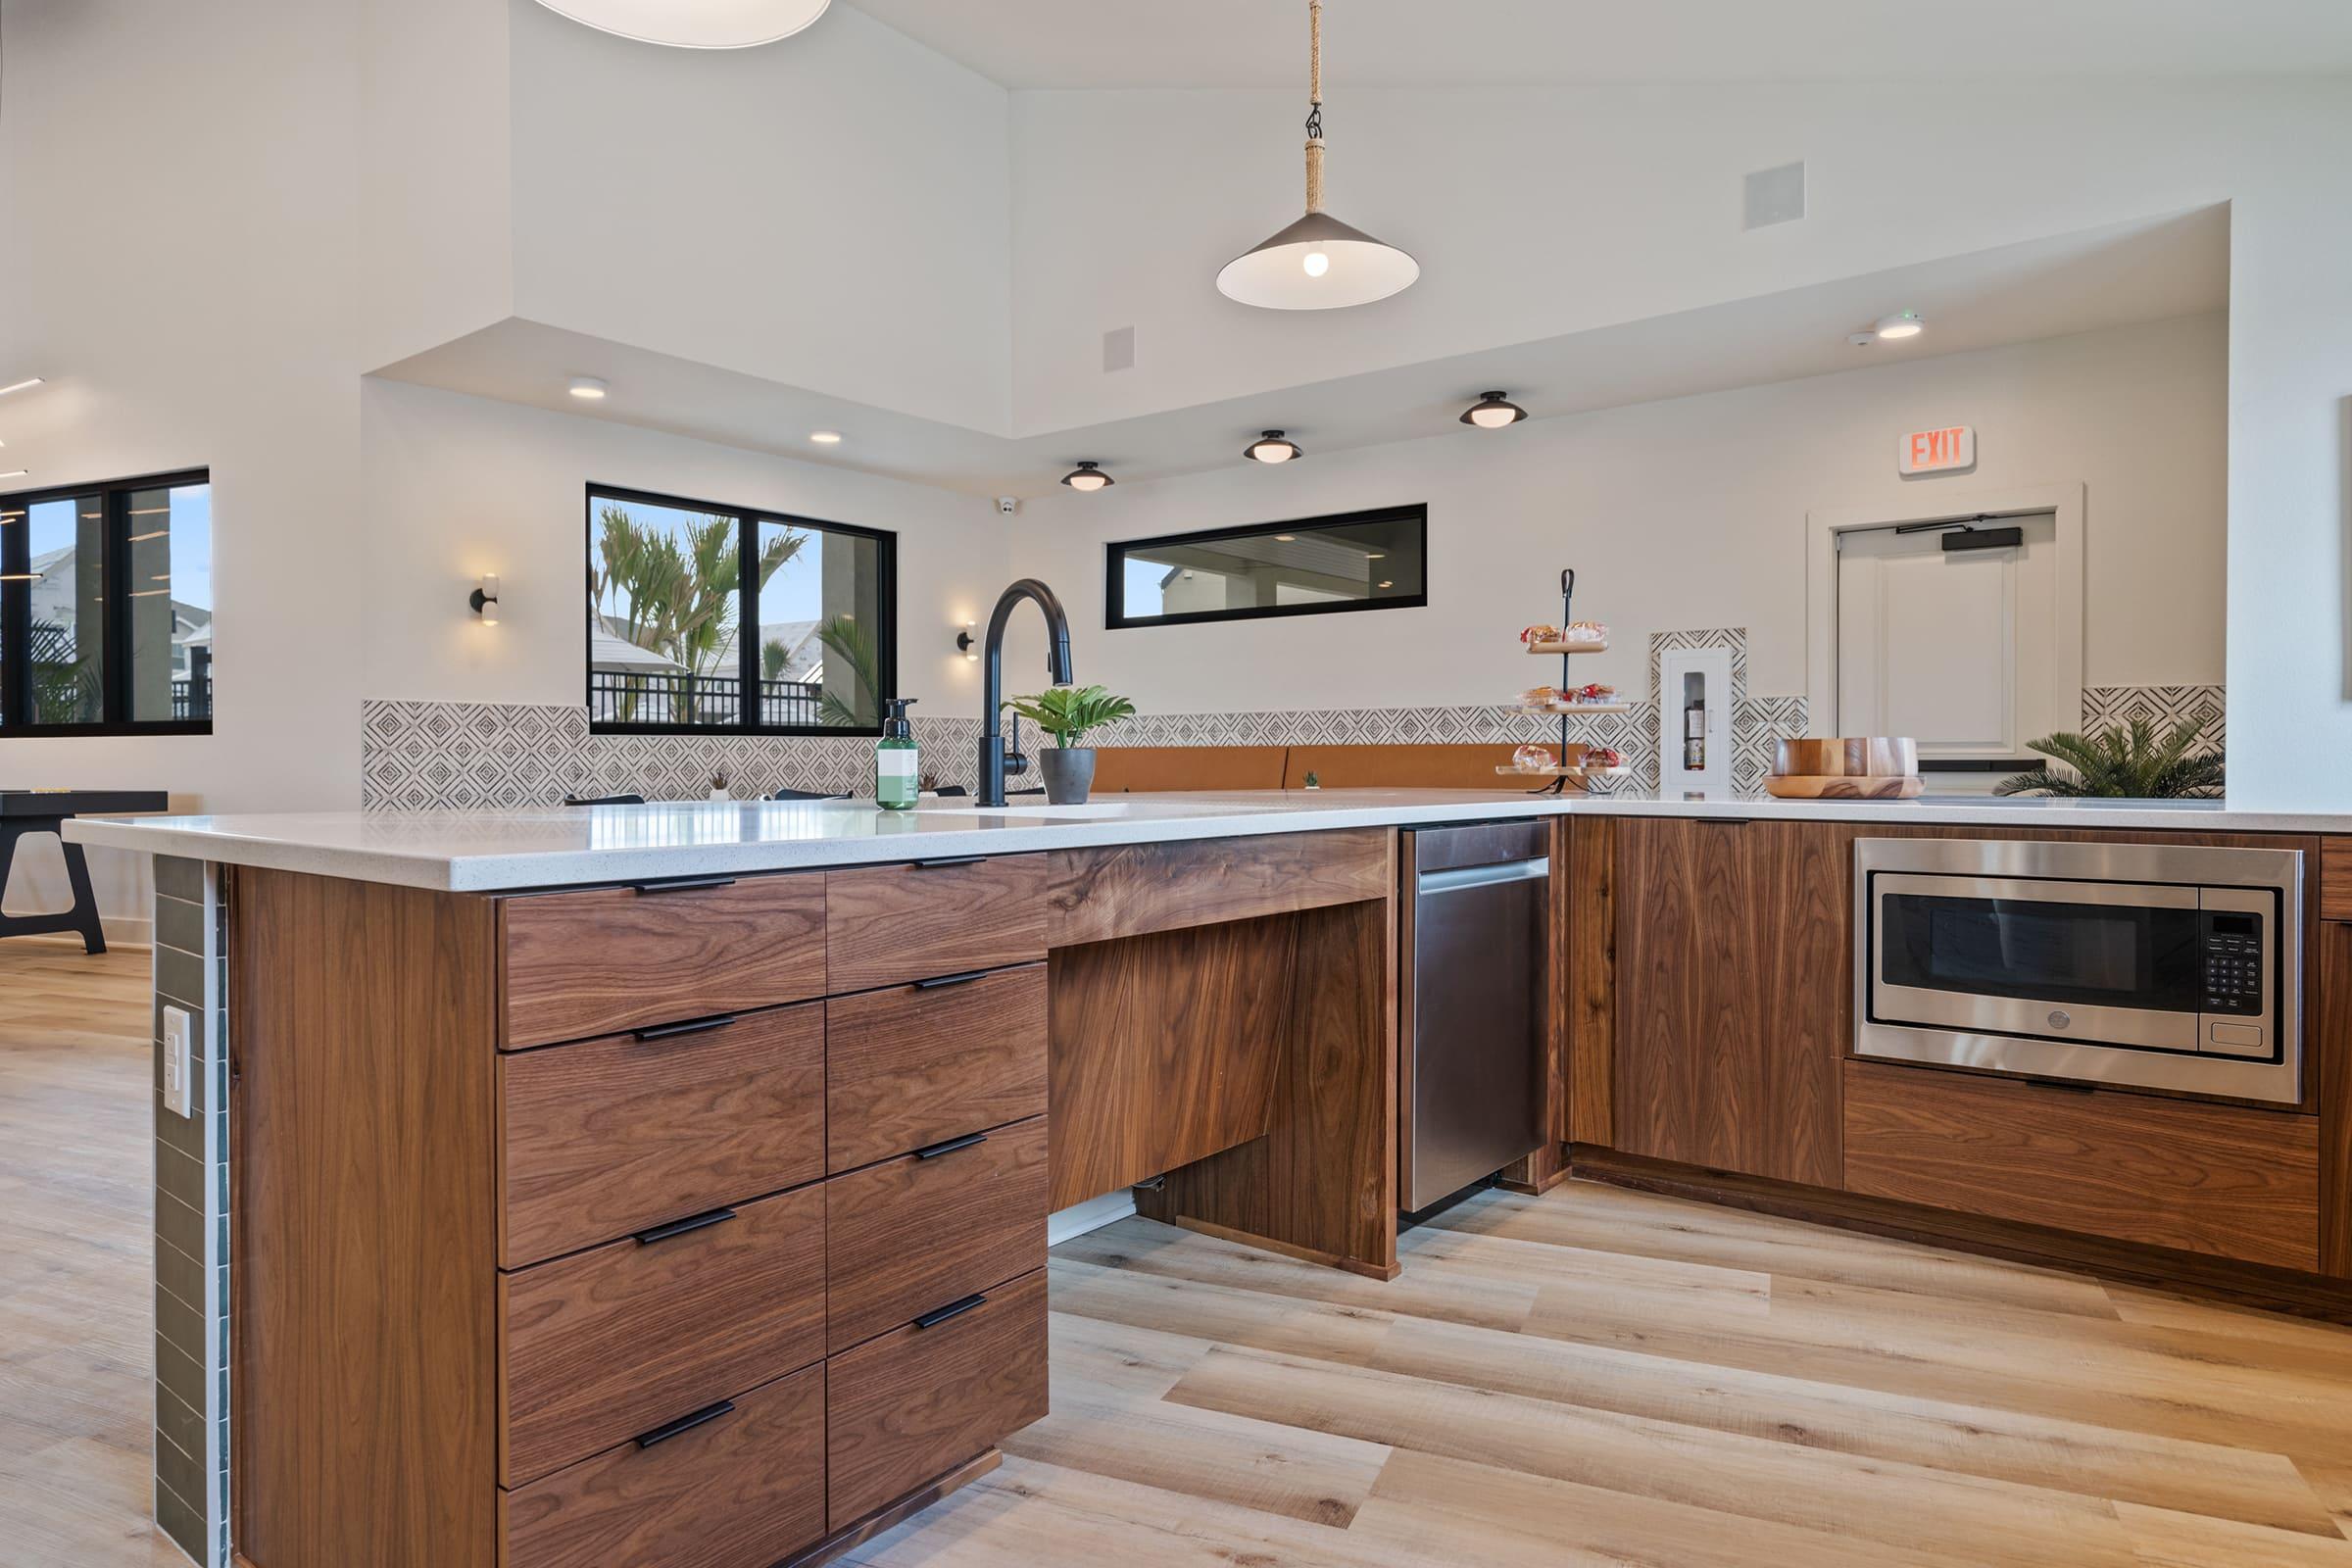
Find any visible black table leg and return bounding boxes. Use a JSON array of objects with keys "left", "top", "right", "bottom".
[{"left": 0, "top": 817, "right": 110, "bottom": 955}]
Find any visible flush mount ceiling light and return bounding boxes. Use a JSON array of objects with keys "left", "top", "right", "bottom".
[
  {"left": 1060, "top": 461, "right": 1113, "bottom": 493},
  {"left": 529, "top": 0, "right": 829, "bottom": 49},
  {"left": 1460, "top": 391, "right": 1527, "bottom": 428},
  {"left": 1244, "top": 430, "right": 1303, "bottom": 465},
  {"left": 568, "top": 375, "right": 609, "bottom": 400},
  {"left": 1215, "top": 1, "right": 1418, "bottom": 311},
  {"left": 1852, "top": 311, "right": 1927, "bottom": 346},
  {"left": 809, "top": 429, "right": 844, "bottom": 445}
]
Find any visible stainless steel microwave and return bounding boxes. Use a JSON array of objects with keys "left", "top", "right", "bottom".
[{"left": 1854, "top": 838, "right": 2302, "bottom": 1104}]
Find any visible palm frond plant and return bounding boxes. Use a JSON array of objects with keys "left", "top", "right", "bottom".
[
  {"left": 812, "top": 614, "right": 882, "bottom": 729},
  {"left": 1002, "top": 684, "right": 1138, "bottom": 748},
  {"left": 1994, "top": 717, "right": 2224, "bottom": 799},
  {"left": 587, "top": 504, "right": 803, "bottom": 722}
]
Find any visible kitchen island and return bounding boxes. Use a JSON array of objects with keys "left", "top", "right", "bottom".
[{"left": 68, "top": 788, "right": 2352, "bottom": 1568}]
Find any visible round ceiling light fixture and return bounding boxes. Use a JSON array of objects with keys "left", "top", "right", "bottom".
[
  {"left": 1871, "top": 310, "right": 1926, "bottom": 341},
  {"left": 1060, "top": 461, "right": 1114, "bottom": 493},
  {"left": 529, "top": 0, "right": 830, "bottom": 49},
  {"left": 1244, "top": 430, "right": 1303, "bottom": 465},
  {"left": 1460, "top": 391, "right": 1527, "bottom": 429},
  {"left": 567, "top": 375, "right": 609, "bottom": 400},
  {"left": 1215, "top": 1, "right": 1418, "bottom": 311},
  {"left": 808, "top": 429, "right": 844, "bottom": 445}
]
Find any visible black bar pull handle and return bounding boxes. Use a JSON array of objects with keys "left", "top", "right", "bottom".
[
  {"left": 911, "top": 856, "right": 987, "bottom": 869},
  {"left": 633, "top": 1398, "right": 736, "bottom": 1449},
  {"left": 913, "top": 969, "right": 991, "bottom": 991},
  {"left": 913, "top": 1132, "right": 988, "bottom": 1160},
  {"left": 633, "top": 1206, "right": 737, "bottom": 1246},
  {"left": 632, "top": 1012, "right": 738, "bottom": 1042},
  {"left": 914, "top": 1293, "right": 988, "bottom": 1330},
  {"left": 2023, "top": 1077, "right": 2097, "bottom": 1095},
  {"left": 1694, "top": 817, "right": 1752, "bottom": 827},
  {"left": 628, "top": 875, "right": 739, "bottom": 896}
]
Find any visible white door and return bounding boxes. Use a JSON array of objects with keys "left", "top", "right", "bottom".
[{"left": 1835, "top": 513, "right": 2059, "bottom": 761}]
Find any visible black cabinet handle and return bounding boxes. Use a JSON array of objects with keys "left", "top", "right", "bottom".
[
  {"left": 633, "top": 1206, "right": 737, "bottom": 1246},
  {"left": 2023, "top": 1077, "right": 2096, "bottom": 1095},
  {"left": 633, "top": 1399, "right": 736, "bottom": 1449},
  {"left": 628, "top": 876, "right": 738, "bottom": 895},
  {"left": 913, "top": 1132, "right": 988, "bottom": 1160},
  {"left": 914, "top": 1293, "right": 988, "bottom": 1330},
  {"left": 1694, "top": 818, "right": 1752, "bottom": 827},
  {"left": 911, "top": 856, "right": 987, "bottom": 869},
  {"left": 632, "top": 1012, "right": 738, "bottom": 1042},
  {"left": 913, "top": 969, "right": 991, "bottom": 991}
]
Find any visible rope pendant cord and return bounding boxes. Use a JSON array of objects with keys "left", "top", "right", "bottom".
[{"left": 1303, "top": 0, "right": 1326, "bottom": 212}]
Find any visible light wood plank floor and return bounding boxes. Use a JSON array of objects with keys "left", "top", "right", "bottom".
[{"left": 10, "top": 941, "right": 2352, "bottom": 1567}]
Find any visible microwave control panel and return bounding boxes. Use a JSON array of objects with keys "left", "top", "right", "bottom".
[{"left": 2199, "top": 910, "right": 2265, "bottom": 1017}]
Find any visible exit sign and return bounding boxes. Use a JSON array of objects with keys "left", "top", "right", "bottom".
[{"left": 1900, "top": 425, "right": 1976, "bottom": 475}]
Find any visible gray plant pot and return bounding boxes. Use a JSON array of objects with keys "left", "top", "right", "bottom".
[{"left": 1039, "top": 747, "right": 1097, "bottom": 805}]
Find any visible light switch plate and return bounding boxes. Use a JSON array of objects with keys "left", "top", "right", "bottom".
[{"left": 163, "top": 1004, "right": 194, "bottom": 1118}]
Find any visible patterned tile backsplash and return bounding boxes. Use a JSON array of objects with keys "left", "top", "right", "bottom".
[{"left": 361, "top": 685, "right": 2224, "bottom": 810}]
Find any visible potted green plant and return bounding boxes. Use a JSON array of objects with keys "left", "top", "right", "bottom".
[
  {"left": 1002, "top": 684, "right": 1137, "bottom": 804},
  {"left": 1995, "top": 717, "right": 2224, "bottom": 799}
]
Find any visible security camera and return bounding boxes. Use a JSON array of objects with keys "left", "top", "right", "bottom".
[{"left": 996, "top": 497, "right": 1019, "bottom": 516}]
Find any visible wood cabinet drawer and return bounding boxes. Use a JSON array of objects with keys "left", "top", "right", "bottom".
[
  {"left": 1842, "top": 1060, "right": 2321, "bottom": 1270},
  {"left": 502, "top": 873, "right": 826, "bottom": 1049},
  {"left": 501, "top": 1184, "right": 825, "bottom": 1488},
  {"left": 826, "top": 1114, "right": 1048, "bottom": 1353},
  {"left": 500, "top": 1003, "right": 823, "bottom": 1266},
  {"left": 824, "top": 856, "right": 1047, "bottom": 992},
  {"left": 1045, "top": 827, "right": 1394, "bottom": 948},
  {"left": 826, "top": 964, "right": 1048, "bottom": 1171},
  {"left": 500, "top": 1363, "right": 825, "bottom": 1568},
  {"left": 2323, "top": 838, "right": 2352, "bottom": 922},
  {"left": 825, "top": 1268, "right": 1049, "bottom": 1532}
]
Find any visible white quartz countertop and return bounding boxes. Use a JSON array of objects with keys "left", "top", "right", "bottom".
[{"left": 65, "top": 789, "right": 2345, "bottom": 893}]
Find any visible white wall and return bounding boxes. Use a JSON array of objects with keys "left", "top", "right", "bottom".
[
  {"left": 1011, "top": 314, "right": 2227, "bottom": 718},
  {"left": 362, "top": 379, "right": 1013, "bottom": 717},
  {"left": 505, "top": 0, "right": 1013, "bottom": 433},
  {"left": 0, "top": 0, "right": 368, "bottom": 937}
]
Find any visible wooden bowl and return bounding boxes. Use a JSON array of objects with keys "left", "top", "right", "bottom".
[
  {"left": 1774, "top": 736, "right": 1918, "bottom": 779},
  {"left": 1763, "top": 773, "right": 1926, "bottom": 800}
]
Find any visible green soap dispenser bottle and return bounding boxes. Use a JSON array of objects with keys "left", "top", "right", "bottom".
[{"left": 875, "top": 697, "right": 919, "bottom": 809}]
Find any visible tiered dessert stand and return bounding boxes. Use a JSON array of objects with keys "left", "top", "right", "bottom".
[{"left": 1498, "top": 567, "right": 1636, "bottom": 795}]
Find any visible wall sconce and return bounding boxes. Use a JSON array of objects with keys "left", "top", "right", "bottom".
[
  {"left": 470, "top": 573, "right": 502, "bottom": 624},
  {"left": 955, "top": 619, "right": 978, "bottom": 662}
]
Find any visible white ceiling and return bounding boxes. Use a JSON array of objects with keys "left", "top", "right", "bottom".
[
  {"left": 375, "top": 205, "right": 2227, "bottom": 499},
  {"left": 846, "top": 0, "right": 2352, "bottom": 90}
]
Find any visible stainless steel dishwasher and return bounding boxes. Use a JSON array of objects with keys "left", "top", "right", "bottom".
[{"left": 1401, "top": 820, "right": 1551, "bottom": 1211}]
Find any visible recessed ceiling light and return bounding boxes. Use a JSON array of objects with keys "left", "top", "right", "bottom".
[
  {"left": 1060, "top": 461, "right": 1113, "bottom": 492},
  {"left": 528, "top": 0, "right": 830, "bottom": 50},
  {"left": 1460, "top": 390, "right": 1528, "bottom": 429},
  {"left": 809, "top": 430, "right": 844, "bottom": 445},
  {"left": 1244, "top": 430, "right": 1302, "bottom": 465},
  {"left": 568, "top": 376, "right": 609, "bottom": 400},
  {"left": 1872, "top": 311, "right": 1926, "bottom": 340},
  {"left": 0, "top": 378, "right": 45, "bottom": 399},
  {"left": 1274, "top": 534, "right": 1297, "bottom": 542},
  {"left": 0, "top": 469, "right": 27, "bottom": 480}
]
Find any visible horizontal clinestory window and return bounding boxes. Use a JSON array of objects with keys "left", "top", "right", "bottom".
[
  {"left": 0, "top": 468, "right": 213, "bottom": 736},
  {"left": 586, "top": 484, "right": 898, "bottom": 737},
  {"left": 1105, "top": 504, "right": 1428, "bottom": 629}
]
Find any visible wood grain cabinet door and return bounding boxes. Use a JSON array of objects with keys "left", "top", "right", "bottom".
[
  {"left": 825, "top": 964, "right": 1049, "bottom": 1171},
  {"left": 825, "top": 856, "right": 1049, "bottom": 992},
  {"left": 499, "top": 1003, "right": 824, "bottom": 1266},
  {"left": 1612, "top": 817, "right": 1846, "bottom": 1187},
  {"left": 499, "top": 1363, "right": 826, "bottom": 1568}
]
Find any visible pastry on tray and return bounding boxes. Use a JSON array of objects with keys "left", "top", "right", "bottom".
[
  {"left": 1518, "top": 623, "right": 1561, "bottom": 646},
  {"left": 1583, "top": 746, "right": 1625, "bottom": 770},
  {"left": 1511, "top": 743, "right": 1556, "bottom": 771},
  {"left": 1562, "top": 620, "right": 1609, "bottom": 644},
  {"left": 1565, "top": 682, "right": 1618, "bottom": 706}
]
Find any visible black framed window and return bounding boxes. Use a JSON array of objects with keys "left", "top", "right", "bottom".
[
  {"left": 585, "top": 484, "right": 897, "bottom": 736},
  {"left": 1105, "top": 504, "right": 1428, "bottom": 629},
  {"left": 0, "top": 468, "right": 212, "bottom": 735}
]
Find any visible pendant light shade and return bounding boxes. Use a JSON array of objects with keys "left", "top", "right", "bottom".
[
  {"left": 1244, "top": 431, "right": 1303, "bottom": 465},
  {"left": 1216, "top": 1, "right": 1417, "bottom": 311},
  {"left": 1460, "top": 391, "right": 1528, "bottom": 428},
  {"left": 529, "top": 0, "right": 829, "bottom": 49},
  {"left": 1060, "top": 461, "right": 1114, "bottom": 493}
]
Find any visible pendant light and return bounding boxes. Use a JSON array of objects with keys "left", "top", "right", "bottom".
[
  {"left": 529, "top": 0, "right": 829, "bottom": 50},
  {"left": 1060, "top": 462, "right": 1114, "bottom": 493},
  {"left": 1215, "top": 1, "right": 1418, "bottom": 311},
  {"left": 1244, "top": 431, "right": 1303, "bottom": 464},
  {"left": 1460, "top": 391, "right": 1527, "bottom": 428}
]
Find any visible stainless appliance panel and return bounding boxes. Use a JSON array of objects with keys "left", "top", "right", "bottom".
[
  {"left": 1405, "top": 831, "right": 1548, "bottom": 1210},
  {"left": 1853, "top": 837, "right": 2302, "bottom": 1105}
]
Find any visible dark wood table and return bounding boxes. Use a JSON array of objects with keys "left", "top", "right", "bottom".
[{"left": 2, "top": 790, "right": 171, "bottom": 953}]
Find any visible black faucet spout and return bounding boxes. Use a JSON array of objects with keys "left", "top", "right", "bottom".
[{"left": 978, "top": 578, "right": 1074, "bottom": 808}]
